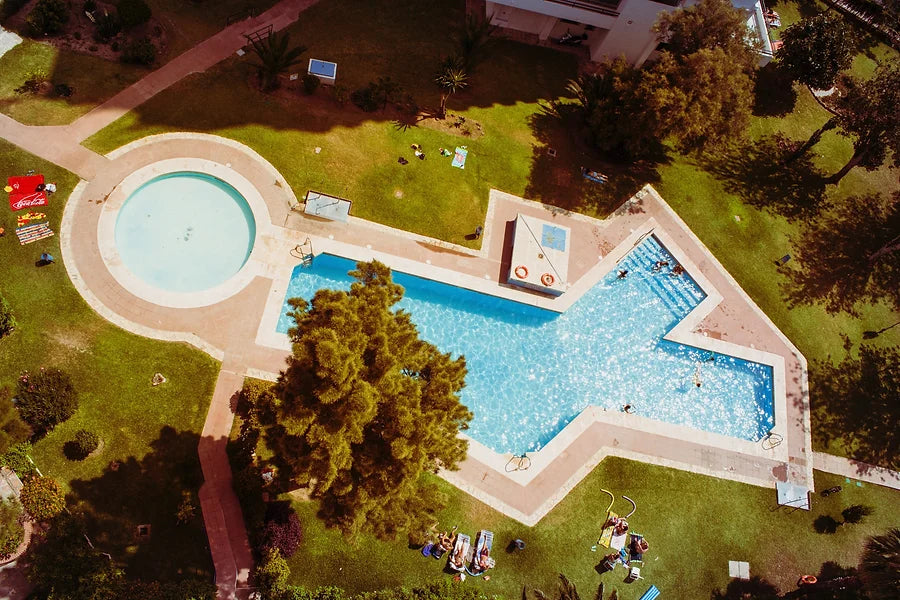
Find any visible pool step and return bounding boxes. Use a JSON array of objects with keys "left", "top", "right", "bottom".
[{"left": 625, "top": 241, "right": 705, "bottom": 316}]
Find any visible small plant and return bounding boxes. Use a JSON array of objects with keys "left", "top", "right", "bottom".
[
  {"left": 26, "top": 0, "right": 70, "bottom": 36},
  {"left": 116, "top": 0, "right": 151, "bottom": 29},
  {"left": 261, "top": 502, "right": 302, "bottom": 557},
  {"left": 0, "top": 497, "right": 24, "bottom": 559},
  {"left": 332, "top": 83, "right": 348, "bottom": 105},
  {"left": 814, "top": 514, "right": 841, "bottom": 534},
  {"left": 121, "top": 37, "right": 156, "bottom": 65},
  {"left": 350, "top": 85, "right": 379, "bottom": 112},
  {"left": 53, "top": 83, "right": 74, "bottom": 97},
  {"left": 93, "top": 11, "right": 121, "bottom": 42},
  {"left": 73, "top": 429, "right": 99, "bottom": 458},
  {"left": 19, "top": 476, "right": 66, "bottom": 521},
  {"left": 0, "top": 294, "right": 16, "bottom": 338},
  {"left": 176, "top": 490, "right": 196, "bottom": 524},
  {"left": 842, "top": 504, "right": 874, "bottom": 525},
  {"left": 301, "top": 73, "right": 320, "bottom": 95},
  {"left": 15, "top": 368, "right": 78, "bottom": 435},
  {"left": 0, "top": 442, "right": 35, "bottom": 478}
]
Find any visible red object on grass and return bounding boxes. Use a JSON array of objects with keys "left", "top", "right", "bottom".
[{"left": 7, "top": 175, "right": 48, "bottom": 211}]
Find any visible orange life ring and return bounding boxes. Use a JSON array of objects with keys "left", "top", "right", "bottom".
[
  {"left": 514, "top": 265, "right": 528, "bottom": 279},
  {"left": 799, "top": 575, "right": 817, "bottom": 585},
  {"left": 541, "top": 273, "right": 555, "bottom": 286}
]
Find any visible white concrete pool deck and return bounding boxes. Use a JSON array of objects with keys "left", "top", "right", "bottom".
[{"left": 59, "top": 133, "right": 815, "bottom": 528}]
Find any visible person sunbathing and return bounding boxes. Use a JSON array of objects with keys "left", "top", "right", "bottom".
[
  {"left": 478, "top": 546, "right": 491, "bottom": 570},
  {"left": 632, "top": 537, "right": 649, "bottom": 554}
]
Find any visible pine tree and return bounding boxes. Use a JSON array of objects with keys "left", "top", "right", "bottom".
[{"left": 272, "top": 261, "right": 471, "bottom": 540}]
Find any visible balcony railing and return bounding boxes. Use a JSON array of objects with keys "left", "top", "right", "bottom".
[{"left": 543, "top": 0, "right": 621, "bottom": 17}]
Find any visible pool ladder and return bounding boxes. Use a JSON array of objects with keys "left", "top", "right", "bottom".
[{"left": 291, "top": 237, "right": 314, "bottom": 267}]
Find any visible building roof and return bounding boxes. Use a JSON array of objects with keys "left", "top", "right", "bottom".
[{"left": 508, "top": 213, "right": 570, "bottom": 295}]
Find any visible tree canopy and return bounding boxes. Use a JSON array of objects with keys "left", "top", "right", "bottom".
[
  {"left": 250, "top": 32, "right": 307, "bottom": 92},
  {"left": 653, "top": 0, "right": 758, "bottom": 68},
  {"left": 777, "top": 13, "right": 853, "bottom": 90},
  {"left": 785, "top": 191, "right": 899, "bottom": 314},
  {"left": 860, "top": 528, "right": 900, "bottom": 599},
  {"left": 271, "top": 260, "right": 471, "bottom": 540},
  {"left": 811, "top": 345, "right": 899, "bottom": 470},
  {"left": 827, "top": 62, "right": 900, "bottom": 183},
  {"left": 15, "top": 367, "right": 78, "bottom": 435}
]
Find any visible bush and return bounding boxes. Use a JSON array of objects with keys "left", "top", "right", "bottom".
[
  {"left": 20, "top": 477, "right": 65, "bottom": 520},
  {"left": 0, "top": 388, "right": 31, "bottom": 455},
  {"left": 1, "top": 0, "right": 30, "bottom": 19},
  {"left": 0, "top": 497, "right": 24, "bottom": 559},
  {"left": 842, "top": 504, "right": 874, "bottom": 524},
  {"left": 93, "top": 11, "right": 121, "bottom": 43},
  {"left": 261, "top": 502, "right": 303, "bottom": 557},
  {"left": 15, "top": 368, "right": 78, "bottom": 435},
  {"left": 14, "top": 69, "right": 49, "bottom": 95},
  {"left": 111, "top": 40, "right": 119, "bottom": 51},
  {"left": 0, "top": 442, "right": 35, "bottom": 477},
  {"left": 53, "top": 83, "right": 74, "bottom": 97},
  {"left": 0, "top": 294, "right": 15, "bottom": 338},
  {"left": 116, "top": 0, "right": 151, "bottom": 29},
  {"left": 176, "top": 490, "right": 196, "bottom": 524},
  {"left": 121, "top": 37, "right": 156, "bottom": 65},
  {"left": 73, "top": 429, "right": 99, "bottom": 459},
  {"left": 301, "top": 73, "right": 321, "bottom": 95},
  {"left": 26, "top": 0, "right": 70, "bottom": 36},
  {"left": 82, "top": 0, "right": 96, "bottom": 12},
  {"left": 350, "top": 85, "right": 380, "bottom": 112},
  {"left": 254, "top": 549, "right": 290, "bottom": 597}
]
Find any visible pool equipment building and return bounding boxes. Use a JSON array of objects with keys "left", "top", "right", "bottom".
[{"left": 508, "top": 214, "right": 570, "bottom": 296}]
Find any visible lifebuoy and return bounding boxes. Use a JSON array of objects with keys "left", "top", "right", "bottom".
[
  {"left": 514, "top": 265, "right": 528, "bottom": 279},
  {"left": 541, "top": 273, "right": 555, "bottom": 286},
  {"left": 799, "top": 575, "right": 817, "bottom": 585}
]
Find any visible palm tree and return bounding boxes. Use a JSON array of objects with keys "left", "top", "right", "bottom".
[
  {"left": 456, "top": 14, "right": 497, "bottom": 70},
  {"left": 860, "top": 528, "right": 900, "bottom": 599},
  {"left": 434, "top": 58, "right": 468, "bottom": 118},
  {"left": 249, "top": 32, "right": 307, "bottom": 92}
]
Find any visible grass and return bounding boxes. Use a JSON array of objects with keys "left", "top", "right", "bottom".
[
  {"left": 0, "top": 39, "right": 145, "bottom": 125},
  {"left": 0, "top": 139, "right": 219, "bottom": 580},
  {"left": 272, "top": 456, "right": 900, "bottom": 599}
]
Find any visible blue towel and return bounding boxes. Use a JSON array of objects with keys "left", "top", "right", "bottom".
[
  {"left": 451, "top": 147, "right": 468, "bottom": 169},
  {"left": 639, "top": 585, "right": 660, "bottom": 600}
]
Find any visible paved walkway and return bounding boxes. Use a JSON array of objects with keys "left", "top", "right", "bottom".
[{"left": 813, "top": 452, "right": 900, "bottom": 490}]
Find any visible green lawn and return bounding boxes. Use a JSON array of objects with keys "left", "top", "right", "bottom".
[
  {"left": 273, "top": 457, "right": 900, "bottom": 599},
  {"left": 0, "top": 140, "right": 219, "bottom": 580}
]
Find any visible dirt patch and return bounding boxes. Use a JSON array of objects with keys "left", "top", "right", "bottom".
[
  {"left": 4, "top": 0, "right": 169, "bottom": 64},
  {"left": 418, "top": 111, "right": 485, "bottom": 139}
]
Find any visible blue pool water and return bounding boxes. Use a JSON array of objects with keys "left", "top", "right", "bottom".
[
  {"left": 115, "top": 172, "right": 256, "bottom": 293},
  {"left": 277, "top": 237, "right": 774, "bottom": 453}
]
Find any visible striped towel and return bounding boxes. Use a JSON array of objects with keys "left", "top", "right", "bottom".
[
  {"left": 16, "top": 223, "right": 54, "bottom": 245},
  {"left": 638, "top": 585, "right": 660, "bottom": 600}
]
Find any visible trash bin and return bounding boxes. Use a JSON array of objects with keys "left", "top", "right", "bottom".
[{"left": 514, "top": 539, "right": 526, "bottom": 551}]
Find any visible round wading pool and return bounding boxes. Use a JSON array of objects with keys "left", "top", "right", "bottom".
[{"left": 114, "top": 172, "right": 256, "bottom": 293}]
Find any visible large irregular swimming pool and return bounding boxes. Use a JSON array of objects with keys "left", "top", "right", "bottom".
[{"left": 277, "top": 236, "right": 774, "bottom": 453}]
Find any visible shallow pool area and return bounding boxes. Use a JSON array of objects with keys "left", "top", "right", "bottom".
[
  {"left": 114, "top": 172, "right": 256, "bottom": 293},
  {"left": 277, "top": 236, "right": 774, "bottom": 453}
]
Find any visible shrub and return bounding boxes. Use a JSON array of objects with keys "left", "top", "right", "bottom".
[
  {"left": 111, "top": 40, "right": 119, "bottom": 51},
  {"left": 301, "top": 73, "right": 320, "bottom": 95},
  {"left": 0, "top": 442, "right": 35, "bottom": 477},
  {"left": 73, "top": 429, "right": 99, "bottom": 459},
  {"left": 82, "top": 0, "right": 96, "bottom": 12},
  {"left": 121, "top": 37, "right": 156, "bottom": 65},
  {"left": 15, "top": 368, "right": 78, "bottom": 435},
  {"left": 1, "top": 0, "right": 30, "bottom": 19},
  {"left": 93, "top": 11, "right": 121, "bottom": 42},
  {"left": 0, "top": 497, "right": 24, "bottom": 559},
  {"left": 254, "top": 549, "right": 290, "bottom": 597},
  {"left": 73, "top": 30, "right": 81, "bottom": 40},
  {"left": 116, "top": 0, "right": 151, "bottom": 29},
  {"left": 14, "top": 69, "right": 49, "bottom": 95},
  {"left": 176, "top": 490, "right": 196, "bottom": 524},
  {"left": 350, "top": 85, "right": 380, "bottom": 112},
  {"left": 0, "top": 388, "right": 31, "bottom": 456},
  {"left": 261, "top": 502, "right": 303, "bottom": 557},
  {"left": 20, "top": 476, "right": 65, "bottom": 520},
  {"left": 26, "top": 0, "right": 70, "bottom": 36},
  {"left": 332, "top": 83, "right": 349, "bottom": 106},
  {"left": 53, "top": 83, "right": 73, "bottom": 97},
  {"left": 0, "top": 294, "right": 15, "bottom": 338}
]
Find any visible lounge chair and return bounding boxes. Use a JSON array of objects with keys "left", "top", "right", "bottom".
[
  {"left": 467, "top": 530, "right": 495, "bottom": 575},
  {"left": 639, "top": 585, "right": 660, "bottom": 600},
  {"left": 448, "top": 533, "right": 470, "bottom": 572}
]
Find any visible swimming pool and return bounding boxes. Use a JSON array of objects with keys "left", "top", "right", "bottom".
[
  {"left": 114, "top": 172, "right": 256, "bottom": 293},
  {"left": 277, "top": 236, "right": 774, "bottom": 453}
]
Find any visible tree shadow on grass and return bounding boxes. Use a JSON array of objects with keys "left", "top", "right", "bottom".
[
  {"left": 523, "top": 102, "right": 665, "bottom": 216},
  {"left": 701, "top": 135, "right": 829, "bottom": 221},
  {"left": 66, "top": 426, "right": 211, "bottom": 582},
  {"left": 753, "top": 63, "right": 799, "bottom": 117},
  {"left": 711, "top": 575, "right": 780, "bottom": 600}
]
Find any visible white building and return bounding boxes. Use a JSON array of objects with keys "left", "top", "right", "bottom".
[{"left": 486, "top": 0, "right": 775, "bottom": 66}]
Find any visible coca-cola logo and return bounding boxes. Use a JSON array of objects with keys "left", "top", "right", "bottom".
[{"left": 11, "top": 194, "right": 48, "bottom": 211}]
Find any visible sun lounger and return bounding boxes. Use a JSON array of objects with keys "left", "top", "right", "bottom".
[
  {"left": 639, "top": 585, "right": 660, "bottom": 600},
  {"left": 467, "top": 530, "right": 495, "bottom": 575},
  {"left": 448, "top": 533, "right": 470, "bottom": 572}
]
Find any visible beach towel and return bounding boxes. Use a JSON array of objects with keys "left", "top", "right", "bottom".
[
  {"left": 598, "top": 512, "right": 618, "bottom": 548},
  {"left": 638, "top": 585, "right": 660, "bottom": 600},
  {"left": 16, "top": 223, "right": 53, "bottom": 245},
  {"left": 452, "top": 147, "right": 468, "bottom": 169},
  {"left": 17, "top": 211, "right": 46, "bottom": 227}
]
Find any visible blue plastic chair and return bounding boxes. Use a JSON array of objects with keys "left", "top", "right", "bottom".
[{"left": 639, "top": 585, "right": 660, "bottom": 600}]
